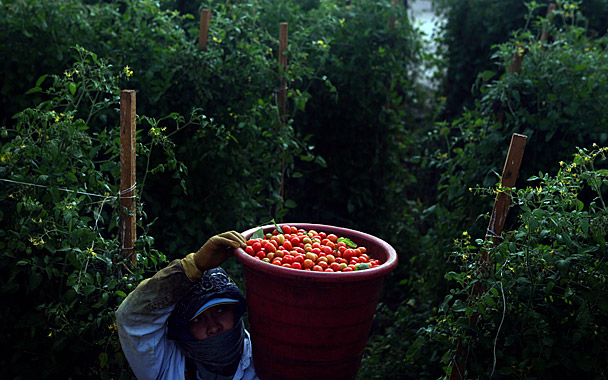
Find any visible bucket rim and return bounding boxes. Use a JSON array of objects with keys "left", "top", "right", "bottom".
[{"left": 234, "top": 223, "right": 398, "bottom": 282}]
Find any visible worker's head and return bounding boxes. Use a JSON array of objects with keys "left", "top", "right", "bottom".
[
  {"left": 168, "top": 267, "right": 246, "bottom": 375},
  {"left": 187, "top": 297, "right": 238, "bottom": 340}
]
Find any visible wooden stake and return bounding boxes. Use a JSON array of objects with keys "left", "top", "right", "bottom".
[
  {"left": 120, "top": 90, "right": 137, "bottom": 266},
  {"left": 199, "top": 9, "right": 211, "bottom": 51},
  {"left": 540, "top": 3, "right": 556, "bottom": 43},
  {"left": 278, "top": 22, "right": 288, "bottom": 124},
  {"left": 390, "top": 0, "right": 398, "bottom": 30},
  {"left": 449, "top": 133, "right": 527, "bottom": 380}
]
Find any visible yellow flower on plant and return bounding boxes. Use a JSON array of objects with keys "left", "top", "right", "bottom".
[
  {"left": 124, "top": 66, "right": 134, "bottom": 78},
  {"left": 1, "top": 152, "right": 12, "bottom": 163}
]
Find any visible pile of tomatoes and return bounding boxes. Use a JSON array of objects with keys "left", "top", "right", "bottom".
[{"left": 244, "top": 225, "right": 382, "bottom": 272}]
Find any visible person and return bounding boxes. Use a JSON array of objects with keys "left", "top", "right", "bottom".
[{"left": 116, "top": 231, "right": 259, "bottom": 380}]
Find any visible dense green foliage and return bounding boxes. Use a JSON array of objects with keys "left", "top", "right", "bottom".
[
  {"left": 434, "top": 0, "right": 608, "bottom": 117},
  {"left": 1, "top": 0, "right": 608, "bottom": 379},
  {"left": 359, "top": 2, "right": 608, "bottom": 378},
  {"left": 436, "top": 146, "right": 608, "bottom": 378},
  {"left": 0, "top": 49, "right": 171, "bottom": 379}
]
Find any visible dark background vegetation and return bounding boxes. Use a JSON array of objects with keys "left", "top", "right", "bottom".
[{"left": 1, "top": 0, "right": 607, "bottom": 379}]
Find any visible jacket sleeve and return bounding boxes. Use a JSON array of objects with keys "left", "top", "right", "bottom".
[{"left": 116, "top": 257, "right": 201, "bottom": 380}]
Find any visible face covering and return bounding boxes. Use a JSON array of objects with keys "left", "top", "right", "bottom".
[{"left": 177, "top": 319, "right": 245, "bottom": 377}]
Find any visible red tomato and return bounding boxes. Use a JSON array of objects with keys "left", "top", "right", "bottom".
[
  {"left": 342, "top": 267, "right": 353, "bottom": 272},
  {"left": 282, "top": 263, "right": 292, "bottom": 268},
  {"left": 255, "top": 251, "right": 265, "bottom": 259},
  {"left": 327, "top": 234, "right": 338, "bottom": 243},
  {"left": 343, "top": 248, "right": 355, "bottom": 261},
  {"left": 245, "top": 246, "right": 255, "bottom": 256},
  {"left": 291, "top": 262, "right": 302, "bottom": 270},
  {"left": 265, "top": 242, "right": 276, "bottom": 253},
  {"left": 324, "top": 268, "right": 334, "bottom": 272},
  {"left": 290, "top": 236, "right": 301, "bottom": 247},
  {"left": 252, "top": 242, "right": 262, "bottom": 252},
  {"left": 281, "top": 225, "right": 292, "bottom": 234},
  {"left": 303, "top": 259, "right": 315, "bottom": 269},
  {"left": 318, "top": 232, "right": 327, "bottom": 240},
  {"left": 321, "top": 246, "right": 333, "bottom": 255},
  {"left": 330, "top": 262, "right": 341, "bottom": 271},
  {"left": 282, "top": 255, "right": 294, "bottom": 265},
  {"left": 293, "top": 254, "right": 305, "bottom": 264},
  {"left": 318, "top": 261, "right": 328, "bottom": 270},
  {"left": 305, "top": 252, "right": 318, "bottom": 262},
  {"left": 282, "top": 240, "right": 293, "bottom": 251},
  {"left": 312, "top": 265, "right": 323, "bottom": 272}
]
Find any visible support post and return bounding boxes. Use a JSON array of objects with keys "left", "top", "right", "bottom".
[
  {"left": 540, "top": 3, "right": 556, "bottom": 43},
  {"left": 199, "top": 9, "right": 211, "bottom": 51},
  {"left": 449, "top": 133, "right": 528, "bottom": 380},
  {"left": 278, "top": 22, "right": 288, "bottom": 124},
  {"left": 120, "top": 90, "right": 137, "bottom": 266}
]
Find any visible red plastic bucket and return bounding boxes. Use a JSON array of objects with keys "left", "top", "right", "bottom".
[{"left": 235, "top": 223, "right": 398, "bottom": 380}]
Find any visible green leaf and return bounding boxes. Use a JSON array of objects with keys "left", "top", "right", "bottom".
[
  {"left": 69, "top": 82, "right": 77, "bottom": 95},
  {"left": 251, "top": 228, "right": 264, "bottom": 239},
  {"left": 98, "top": 352, "right": 108, "bottom": 368},
  {"left": 271, "top": 219, "right": 284, "bottom": 234},
  {"left": 36, "top": 74, "right": 48, "bottom": 87},
  {"left": 337, "top": 237, "right": 357, "bottom": 248},
  {"left": 25, "top": 87, "right": 42, "bottom": 95}
]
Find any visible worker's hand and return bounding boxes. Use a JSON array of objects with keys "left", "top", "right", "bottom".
[{"left": 192, "top": 231, "right": 247, "bottom": 271}]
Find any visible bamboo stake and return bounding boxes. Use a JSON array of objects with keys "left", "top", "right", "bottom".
[
  {"left": 120, "top": 90, "right": 137, "bottom": 266},
  {"left": 449, "top": 133, "right": 528, "bottom": 380},
  {"left": 278, "top": 22, "right": 288, "bottom": 124},
  {"left": 199, "top": 9, "right": 211, "bottom": 51}
]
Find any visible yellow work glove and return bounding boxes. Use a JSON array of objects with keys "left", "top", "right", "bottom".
[{"left": 181, "top": 231, "right": 247, "bottom": 281}]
